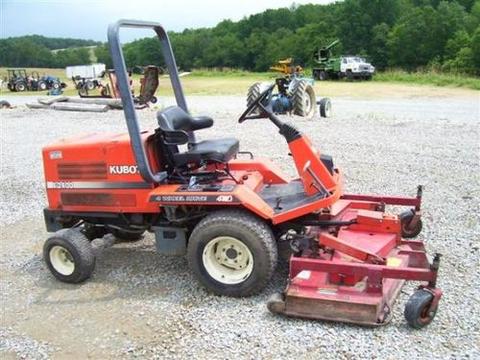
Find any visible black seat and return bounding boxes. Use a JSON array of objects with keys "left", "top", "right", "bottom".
[{"left": 157, "top": 106, "right": 239, "bottom": 168}]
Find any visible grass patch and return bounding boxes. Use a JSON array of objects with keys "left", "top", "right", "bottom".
[
  {"left": 188, "top": 68, "right": 273, "bottom": 79},
  {"left": 0, "top": 67, "right": 478, "bottom": 98},
  {"left": 374, "top": 70, "right": 480, "bottom": 90}
]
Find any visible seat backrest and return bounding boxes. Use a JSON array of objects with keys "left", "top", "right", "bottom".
[
  {"left": 156, "top": 106, "right": 214, "bottom": 171},
  {"left": 157, "top": 106, "right": 213, "bottom": 132}
]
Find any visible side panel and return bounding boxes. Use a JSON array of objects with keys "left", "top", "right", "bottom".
[{"left": 42, "top": 131, "right": 161, "bottom": 213}]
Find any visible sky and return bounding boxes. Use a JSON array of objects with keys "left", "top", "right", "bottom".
[{"left": 1, "top": 0, "right": 334, "bottom": 42}]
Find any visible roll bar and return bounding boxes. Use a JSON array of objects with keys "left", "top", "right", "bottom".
[{"left": 107, "top": 19, "right": 190, "bottom": 183}]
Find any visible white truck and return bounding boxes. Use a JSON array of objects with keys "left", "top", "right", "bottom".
[{"left": 339, "top": 56, "right": 375, "bottom": 80}]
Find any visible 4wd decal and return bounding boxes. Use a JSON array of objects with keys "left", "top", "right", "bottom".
[{"left": 150, "top": 194, "right": 239, "bottom": 203}]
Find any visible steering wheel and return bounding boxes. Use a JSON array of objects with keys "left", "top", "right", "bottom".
[{"left": 238, "top": 84, "right": 275, "bottom": 123}]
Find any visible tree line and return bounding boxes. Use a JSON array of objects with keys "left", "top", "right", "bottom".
[
  {"left": 0, "top": 35, "right": 99, "bottom": 68},
  {"left": 2, "top": 0, "right": 480, "bottom": 75}
]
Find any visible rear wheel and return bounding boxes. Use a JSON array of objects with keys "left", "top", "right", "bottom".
[
  {"left": 246, "top": 82, "right": 265, "bottom": 115},
  {"left": 15, "top": 82, "right": 26, "bottom": 92},
  {"left": 43, "top": 228, "right": 95, "bottom": 283},
  {"left": 318, "top": 71, "right": 328, "bottom": 81},
  {"left": 187, "top": 209, "right": 277, "bottom": 297},
  {"left": 291, "top": 79, "right": 316, "bottom": 118}
]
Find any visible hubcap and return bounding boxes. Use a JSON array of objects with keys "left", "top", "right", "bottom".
[
  {"left": 202, "top": 236, "right": 254, "bottom": 284},
  {"left": 49, "top": 245, "right": 75, "bottom": 276},
  {"left": 304, "top": 95, "right": 311, "bottom": 110}
]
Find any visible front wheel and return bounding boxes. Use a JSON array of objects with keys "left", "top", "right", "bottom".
[
  {"left": 319, "top": 97, "right": 332, "bottom": 118},
  {"left": 404, "top": 289, "right": 437, "bottom": 329},
  {"left": 43, "top": 228, "right": 95, "bottom": 283},
  {"left": 187, "top": 210, "right": 278, "bottom": 297}
]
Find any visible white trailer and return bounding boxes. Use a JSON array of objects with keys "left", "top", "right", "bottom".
[{"left": 66, "top": 63, "right": 106, "bottom": 79}]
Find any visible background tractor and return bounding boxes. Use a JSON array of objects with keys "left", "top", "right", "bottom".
[
  {"left": 312, "top": 40, "right": 375, "bottom": 81},
  {"left": 6, "top": 69, "right": 63, "bottom": 92},
  {"left": 247, "top": 58, "right": 331, "bottom": 118},
  {"left": 72, "top": 66, "right": 159, "bottom": 106},
  {"left": 6, "top": 69, "right": 34, "bottom": 92}
]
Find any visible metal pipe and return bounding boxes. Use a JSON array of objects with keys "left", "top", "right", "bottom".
[{"left": 107, "top": 19, "right": 190, "bottom": 183}]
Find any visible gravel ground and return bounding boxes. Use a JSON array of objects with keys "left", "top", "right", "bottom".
[{"left": 1, "top": 94, "right": 479, "bottom": 359}]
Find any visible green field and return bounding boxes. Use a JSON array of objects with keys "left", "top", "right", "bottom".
[
  {"left": 1, "top": 67, "right": 478, "bottom": 99},
  {"left": 374, "top": 70, "right": 480, "bottom": 91}
]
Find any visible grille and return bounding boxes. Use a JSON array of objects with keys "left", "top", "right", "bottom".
[
  {"left": 61, "top": 192, "right": 136, "bottom": 207},
  {"left": 57, "top": 162, "right": 107, "bottom": 180}
]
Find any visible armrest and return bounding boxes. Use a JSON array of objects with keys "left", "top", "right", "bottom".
[
  {"left": 163, "top": 130, "right": 189, "bottom": 145},
  {"left": 191, "top": 116, "right": 213, "bottom": 130}
]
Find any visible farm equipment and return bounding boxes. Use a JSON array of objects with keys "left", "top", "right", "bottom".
[
  {"left": 6, "top": 69, "right": 64, "bottom": 92},
  {"left": 41, "top": 20, "right": 442, "bottom": 328},
  {"left": 73, "top": 66, "right": 159, "bottom": 105},
  {"left": 6, "top": 69, "right": 30, "bottom": 92},
  {"left": 248, "top": 58, "right": 331, "bottom": 119},
  {"left": 313, "top": 40, "right": 375, "bottom": 81}
]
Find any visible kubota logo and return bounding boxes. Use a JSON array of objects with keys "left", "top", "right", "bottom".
[{"left": 109, "top": 165, "right": 139, "bottom": 175}]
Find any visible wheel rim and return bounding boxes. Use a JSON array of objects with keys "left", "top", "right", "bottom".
[
  {"left": 324, "top": 101, "right": 332, "bottom": 117},
  {"left": 304, "top": 95, "right": 311, "bottom": 111},
  {"left": 49, "top": 245, "right": 75, "bottom": 276},
  {"left": 202, "top": 236, "right": 254, "bottom": 284}
]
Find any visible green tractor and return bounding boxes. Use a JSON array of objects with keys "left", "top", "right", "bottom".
[{"left": 312, "top": 40, "right": 375, "bottom": 81}]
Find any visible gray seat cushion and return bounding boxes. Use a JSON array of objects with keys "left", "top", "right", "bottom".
[{"left": 174, "top": 138, "right": 239, "bottom": 166}]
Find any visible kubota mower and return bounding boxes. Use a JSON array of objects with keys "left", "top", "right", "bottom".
[{"left": 41, "top": 20, "right": 442, "bottom": 328}]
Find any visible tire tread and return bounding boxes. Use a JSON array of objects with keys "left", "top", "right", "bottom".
[{"left": 187, "top": 209, "right": 277, "bottom": 297}]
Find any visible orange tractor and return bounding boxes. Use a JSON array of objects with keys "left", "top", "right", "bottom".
[{"left": 41, "top": 20, "right": 442, "bottom": 328}]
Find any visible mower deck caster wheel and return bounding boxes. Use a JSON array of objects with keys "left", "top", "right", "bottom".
[
  {"left": 43, "top": 228, "right": 95, "bottom": 283},
  {"left": 267, "top": 292, "right": 286, "bottom": 314},
  {"left": 400, "top": 210, "right": 423, "bottom": 238},
  {"left": 404, "top": 289, "right": 437, "bottom": 329}
]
